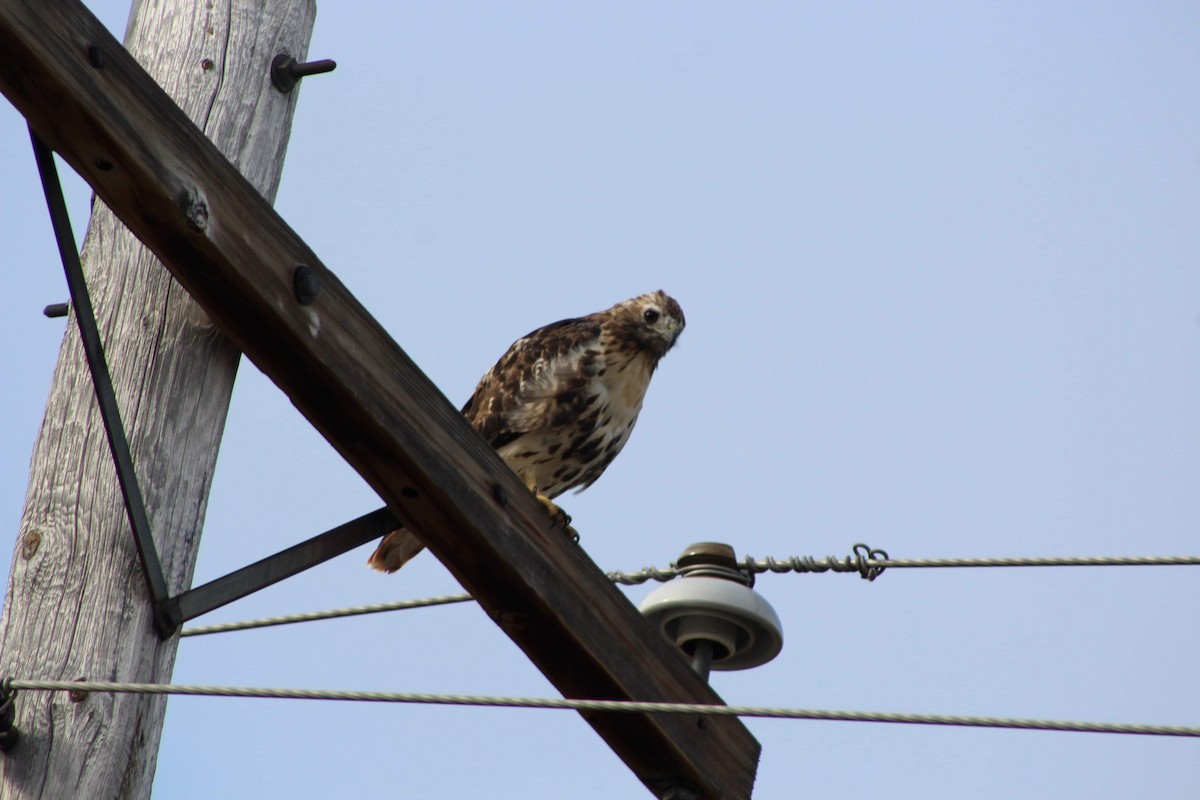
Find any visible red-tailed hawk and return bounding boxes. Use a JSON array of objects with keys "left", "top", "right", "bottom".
[{"left": 368, "top": 290, "right": 685, "bottom": 573}]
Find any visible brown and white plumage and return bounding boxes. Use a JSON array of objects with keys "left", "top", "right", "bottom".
[{"left": 367, "top": 290, "right": 685, "bottom": 573}]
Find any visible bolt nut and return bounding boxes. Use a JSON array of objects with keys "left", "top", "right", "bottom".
[{"left": 293, "top": 265, "right": 320, "bottom": 305}]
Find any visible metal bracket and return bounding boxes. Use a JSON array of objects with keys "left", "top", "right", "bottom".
[
  {"left": 0, "top": 680, "right": 18, "bottom": 753},
  {"left": 29, "top": 130, "right": 397, "bottom": 639},
  {"left": 30, "top": 128, "right": 174, "bottom": 635},
  {"left": 163, "top": 507, "right": 397, "bottom": 630}
]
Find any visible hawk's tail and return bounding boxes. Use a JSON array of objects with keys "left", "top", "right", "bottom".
[{"left": 367, "top": 528, "right": 425, "bottom": 573}]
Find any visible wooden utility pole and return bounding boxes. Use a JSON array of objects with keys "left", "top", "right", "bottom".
[{"left": 0, "top": 1, "right": 315, "bottom": 798}]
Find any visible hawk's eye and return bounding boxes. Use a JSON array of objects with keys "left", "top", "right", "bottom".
[{"left": 643, "top": 308, "right": 661, "bottom": 324}]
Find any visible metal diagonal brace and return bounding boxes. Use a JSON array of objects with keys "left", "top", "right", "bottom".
[
  {"left": 30, "top": 128, "right": 175, "bottom": 637},
  {"left": 163, "top": 507, "right": 398, "bottom": 629},
  {"left": 30, "top": 131, "right": 399, "bottom": 638}
]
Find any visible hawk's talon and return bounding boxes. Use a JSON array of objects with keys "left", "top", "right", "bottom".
[
  {"left": 535, "top": 492, "right": 579, "bottom": 542},
  {"left": 557, "top": 516, "right": 580, "bottom": 545}
]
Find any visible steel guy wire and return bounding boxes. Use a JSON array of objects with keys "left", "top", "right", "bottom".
[
  {"left": 183, "top": 565, "right": 680, "bottom": 636},
  {"left": 6, "top": 679, "right": 1199, "bottom": 738},
  {"left": 180, "top": 592, "right": 475, "bottom": 636},
  {"left": 180, "top": 546, "right": 1200, "bottom": 637}
]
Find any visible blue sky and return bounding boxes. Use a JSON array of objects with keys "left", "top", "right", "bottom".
[{"left": 2, "top": 1, "right": 1199, "bottom": 797}]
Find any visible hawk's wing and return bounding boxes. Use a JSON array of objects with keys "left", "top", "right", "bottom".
[
  {"left": 369, "top": 317, "right": 600, "bottom": 575},
  {"left": 462, "top": 316, "right": 603, "bottom": 448}
]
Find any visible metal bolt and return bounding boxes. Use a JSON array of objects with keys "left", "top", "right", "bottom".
[
  {"left": 689, "top": 639, "right": 715, "bottom": 682},
  {"left": 292, "top": 265, "right": 320, "bottom": 305},
  {"left": 270, "top": 54, "right": 336, "bottom": 93},
  {"left": 43, "top": 303, "right": 69, "bottom": 318}
]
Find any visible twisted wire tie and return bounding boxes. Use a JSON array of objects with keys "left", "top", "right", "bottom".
[
  {"left": 607, "top": 543, "right": 889, "bottom": 585},
  {"left": 742, "top": 543, "right": 889, "bottom": 582}
]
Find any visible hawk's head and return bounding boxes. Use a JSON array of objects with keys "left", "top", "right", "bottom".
[{"left": 607, "top": 290, "right": 685, "bottom": 359}]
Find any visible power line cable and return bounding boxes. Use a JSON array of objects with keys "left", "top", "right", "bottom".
[
  {"left": 740, "top": 551, "right": 1200, "bottom": 580},
  {"left": 609, "top": 548, "right": 1200, "bottom": 584},
  {"left": 6, "top": 679, "right": 1197, "bottom": 738}
]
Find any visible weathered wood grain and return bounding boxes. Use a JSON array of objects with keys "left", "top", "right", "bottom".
[
  {"left": 0, "top": 1, "right": 315, "bottom": 798},
  {"left": 0, "top": 0, "right": 762, "bottom": 796}
]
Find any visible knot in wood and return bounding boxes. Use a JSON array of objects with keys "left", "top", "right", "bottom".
[
  {"left": 20, "top": 530, "right": 41, "bottom": 560},
  {"left": 179, "top": 188, "right": 209, "bottom": 232}
]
